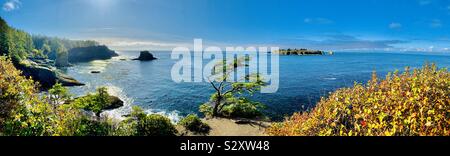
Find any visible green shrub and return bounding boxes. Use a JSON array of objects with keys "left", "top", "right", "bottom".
[
  {"left": 199, "top": 103, "right": 214, "bottom": 117},
  {"left": 200, "top": 97, "right": 265, "bottom": 119},
  {"left": 1, "top": 57, "right": 115, "bottom": 136},
  {"left": 0, "top": 56, "right": 32, "bottom": 126},
  {"left": 268, "top": 64, "right": 450, "bottom": 136},
  {"left": 121, "top": 106, "right": 178, "bottom": 136},
  {"left": 221, "top": 98, "right": 265, "bottom": 119},
  {"left": 0, "top": 56, "right": 56, "bottom": 136},
  {"left": 72, "top": 87, "right": 110, "bottom": 116},
  {"left": 178, "top": 114, "right": 210, "bottom": 133},
  {"left": 1, "top": 56, "right": 177, "bottom": 136}
]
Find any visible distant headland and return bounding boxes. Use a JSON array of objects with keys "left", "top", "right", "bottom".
[{"left": 276, "top": 48, "right": 333, "bottom": 55}]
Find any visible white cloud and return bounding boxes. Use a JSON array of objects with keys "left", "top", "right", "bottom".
[
  {"left": 92, "top": 37, "right": 193, "bottom": 51},
  {"left": 304, "top": 18, "right": 333, "bottom": 24},
  {"left": 389, "top": 23, "right": 402, "bottom": 29},
  {"left": 2, "top": 0, "right": 21, "bottom": 12}
]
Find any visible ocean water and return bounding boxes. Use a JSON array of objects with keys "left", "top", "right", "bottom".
[{"left": 63, "top": 51, "right": 450, "bottom": 121}]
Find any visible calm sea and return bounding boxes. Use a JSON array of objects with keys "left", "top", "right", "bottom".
[{"left": 63, "top": 51, "right": 450, "bottom": 121}]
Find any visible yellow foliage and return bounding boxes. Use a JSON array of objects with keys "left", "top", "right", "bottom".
[
  {"left": 268, "top": 64, "right": 450, "bottom": 136},
  {"left": 0, "top": 56, "right": 37, "bottom": 125},
  {"left": 0, "top": 56, "right": 108, "bottom": 136}
]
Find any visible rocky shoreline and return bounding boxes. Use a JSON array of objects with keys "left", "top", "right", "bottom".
[{"left": 15, "top": 46, "right": 119, "bottom": 89}]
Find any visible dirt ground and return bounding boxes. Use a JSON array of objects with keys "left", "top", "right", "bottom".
[{"left": 177, "top": 118, "right": 271, "bottom": 136}]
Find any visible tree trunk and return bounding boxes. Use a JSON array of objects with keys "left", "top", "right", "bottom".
[{"left": 212, "top": 95, "right": 222, "bottom": 117}]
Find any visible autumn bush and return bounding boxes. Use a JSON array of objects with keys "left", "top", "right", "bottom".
[{"left": 268, "top": 64, "right": 450, "bottom": 136}]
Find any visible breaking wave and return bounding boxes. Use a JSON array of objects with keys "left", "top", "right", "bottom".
[{"left": 101, "top": 85, "right": 182, "bottom": 123}]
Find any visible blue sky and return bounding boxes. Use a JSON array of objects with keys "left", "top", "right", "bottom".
[{"left": 1, "top": 0, "right": 449, "bottom": 51}]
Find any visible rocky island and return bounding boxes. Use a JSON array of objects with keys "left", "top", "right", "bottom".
[
  {"left": 16, "top": 58, "right": 84, "bottom": 88},
  {"left": 133, "top": 51, "right": 157, "bottom": 61}
]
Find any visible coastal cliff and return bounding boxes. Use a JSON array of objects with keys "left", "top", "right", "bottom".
[
  {"left": 16, "top": 59, "right": 84, "bottom": 88},
  {"left": 68, "top": 45, "right": 118, "bottom": 63}
]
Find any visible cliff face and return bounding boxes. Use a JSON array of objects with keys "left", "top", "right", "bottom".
[{"left": 68, "top": 45, "right": 118, "bottom": 63}]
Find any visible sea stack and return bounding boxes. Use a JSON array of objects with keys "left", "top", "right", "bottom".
[{"left": 133, "top": 51, "right": 157, "bottom": 61}]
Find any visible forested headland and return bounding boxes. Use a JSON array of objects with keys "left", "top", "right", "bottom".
[{"left": 0, "top": 17, "right": 117, "bottom": 88}]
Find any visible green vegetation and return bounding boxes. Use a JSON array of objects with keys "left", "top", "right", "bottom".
[
  {"left": 48, "top": 83, "right": 71, "bottom": 106},
  {"left": 0, "top": 56, "right": 177, "bottom": 136},
  {"left": 0, "top": 16, "right": 98, "bottom": 65},
  {"left": 178, "top": 114, "right": 210, "bottom": 134},
  {"left": 278, "top": 48, "right": 324, "bottom": 55},
  {"left": 72, "top": 87, "right": 110, "bottom": 117},
  {"left": 0, "top": 56, "right": 83, "bottom": 136},
  {"left": 32, "top": 35, "right": 98, "bottom": 62},
  {"left": 0, "top": 17, "right": 34, "bottom": 62},
  {"left": 268, "top": 64, "right": 450, "bottom": 136},
  {"left": 219, "top": 98, "right": 266, "bottom": 119},
  {"left": 117, "top": 106, "right": 178, "bottom": 136},
  {"left": 201, "top": 57, "right": 266, "bottom": 119}
]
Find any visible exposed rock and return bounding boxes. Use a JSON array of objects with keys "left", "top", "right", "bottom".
[
  {"left": 16, "top": 59, "right": 84, "bottom": 89},
  {"left": 133, "top": 51, "right": 157, "bottom": 61},
  {"left": 67, "top": 95, "right": 124, "bottom": 117},
  {"left": 277, "top": 49, "right": 324, "bottom": 55},
  {"left": 68, "top": 45, "right": 119, "bottom": 63},
  {"left": 178, "top": 118, "right": 271, "bottom": 136},
  {"left": 91, "top": 71, "right": 101, "bottom": 74},
  {"left": 103, "top": 96, "right": 124, "bottom": 110},
  {"left": 55, "top": 52, "right": 69, "bottom": 67}
]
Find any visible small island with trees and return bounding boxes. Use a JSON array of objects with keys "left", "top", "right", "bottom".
[{"left": 276, "top": 48, "right": 333, "bottom": 55}]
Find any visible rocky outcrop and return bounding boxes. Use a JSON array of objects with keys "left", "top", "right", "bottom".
[
  {"left": 55, "top": 52, "right": 70, "bottom": 67},
  {"left": 67, "top": 95, "right": 124, "bottom": 117},
  {"left": 133, "top": 51, "right": 157, "bottom": 61},
  {"left": 103, "top": 96, "right": 124, "bottom": 110},
  {"left": 68, "top": 45, "right": 118, "bottom": 63},
  {"left": 16, "top": 59, "right": 84, "bottom": 88},
  {"left": 277, "top": 49, "right": 324, "bottom": 55}
]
